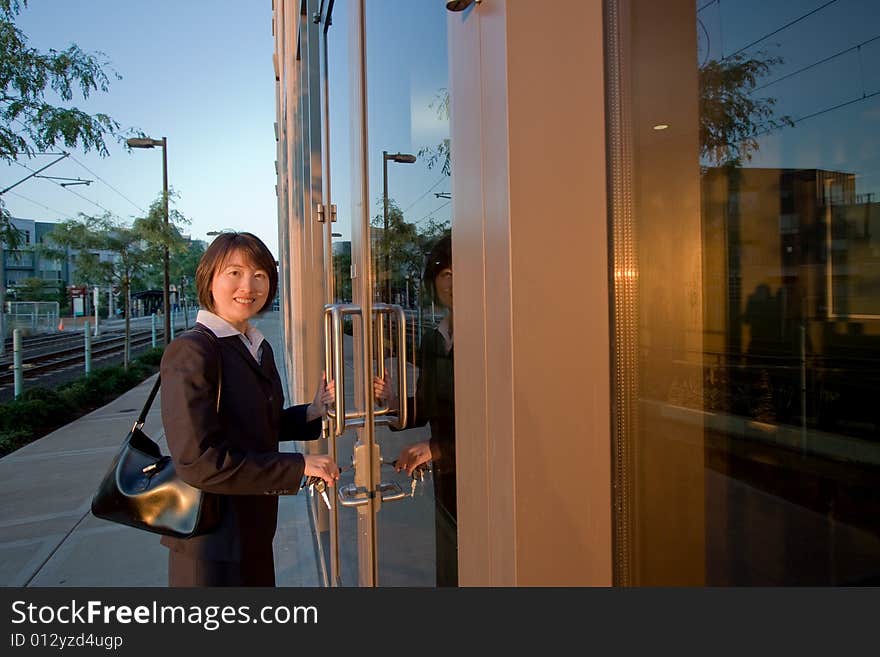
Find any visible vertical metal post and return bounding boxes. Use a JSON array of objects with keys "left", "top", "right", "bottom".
[
  {"left": 93, "top": 286, "right": 99, "bottom": 337},
  {"left": 84, "top": 320, "right": 91, "bottom": 375},
  {"left": 13, "top": 329, "right": 22, "bottom": 399},
  {"left": 352, "top": 0, "right": 379, "bottom": 587},
  {"left": 151, "top": 313, "right": 157, "bottom": 348},
  {"left": 170, "top": 308, "right": 176, "bottom": 340}
]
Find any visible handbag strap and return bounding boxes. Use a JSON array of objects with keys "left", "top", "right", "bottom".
[
  {"left": 134, "top": 325, "right": 223, "bottom": 429},
  {"left": 135, "top": 376, "right": 162, "bottom": 429}
]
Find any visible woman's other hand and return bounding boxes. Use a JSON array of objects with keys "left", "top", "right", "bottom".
[
  {"left": 394, "top": 441, "right": 433, "bottom": 476},
  {"left": 306, "top": 372, "right": 335, "bottom": 421},
  {"left": 303, "top": 454, "right": 339, "bottom": 486},
  {"left": 373, "top": 372, "right": 394, "bottom": 405}
]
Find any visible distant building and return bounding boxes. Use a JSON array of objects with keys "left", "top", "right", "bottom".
[{"left": 3, "top": 217, "right": 119, "bottom": 291}]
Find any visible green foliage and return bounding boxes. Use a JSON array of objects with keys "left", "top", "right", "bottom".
[
  {"left": 0, "top": 427, "right": 29, "bottom": 455},
  {"left": 370, "top": 198, "right": 450, "bottom": 306},
  {"left": 135, "top": 347, "right": 164, "bottom": 367},
  {"left": 332, "top": 246, "right": 352, "bottom": 302},
  {"left": 126, "top": 190, "right": 193, "bottom": 291},
  {"left": 699, "top": 52, "right": 794, "bottom": 167},
  {"left": 168, "top": 232, "right": 204, "bottom": 302},
  {"left": 0, "top": 0, "right": 121, "bottom": 244},
  {"left": 417, "top": 88, "right": 450, "bottom": 177},
  {"left": 43, "top": 195, "right": 189, "bottom": 367},
  {"left": 0, "top": 345, "right": 163, "bottom": 457},
  {"left": 10, "top": 275, "right": 56, "bottom": 301}
]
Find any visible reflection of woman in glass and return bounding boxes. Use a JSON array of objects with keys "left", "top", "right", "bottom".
[{"left": 377, "top": 234, "right": 456, "bottom": 586}]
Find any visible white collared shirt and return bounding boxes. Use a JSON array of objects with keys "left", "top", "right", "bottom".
[{"left": 196, "top": 310, "right": 265, "bottom": 363}]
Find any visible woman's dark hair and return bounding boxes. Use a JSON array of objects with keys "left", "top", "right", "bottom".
[
  {"left": 422, "top": 233, "right": 451, "bottom": 301},
  {"left": 196, "top": 232, "right": 278, "bottom": 314}
]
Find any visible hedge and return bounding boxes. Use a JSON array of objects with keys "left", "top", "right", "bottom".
[{"left": 0, "top": 347, "right": 165, "bottom": 457}]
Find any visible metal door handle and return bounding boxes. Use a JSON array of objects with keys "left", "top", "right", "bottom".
[
  {"left": 323, "top": 303, "right": 409, "bottom": 436},
  {"left": 373, "top": 303, "right": 408, "bottom": 430},
  {"left": 323, "top": 303, "right": 363, "bottom": 436},
  {"left": 336, "top": 481, "right": 407, "bottom": 507}
]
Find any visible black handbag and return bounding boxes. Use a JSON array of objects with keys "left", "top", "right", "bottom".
[{"left": 90, "top": 329, "right": 221, "bottom": 538}]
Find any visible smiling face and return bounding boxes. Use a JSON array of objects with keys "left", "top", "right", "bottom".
[{"left": 210, "top": 249, "right": 270, "bottom": 332}]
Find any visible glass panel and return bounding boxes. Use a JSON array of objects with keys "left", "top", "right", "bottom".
[
  {"left": 321, "top": 0, "right": 360, "bottom": 586},
  {"left": 612, "top": 0, "right": 880, "bottom": 584},
  {"left": 365, "top": 0, "right": 454, "bottom": 586}
]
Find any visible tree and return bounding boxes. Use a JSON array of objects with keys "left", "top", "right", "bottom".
[
  {"left": 133, "top": 191, "right": 191, "bottom": 290},
  {"left": 45, "top": 196, "right": 187, "bottom": 367},
  {"left": 699, "top": 52, "right": 794, "bottom": 168},
  {"left": 417, "top": 88, "right": 450, "bottom": 177},
  {"left": 169, "top": 238, "right": 205, "bottom": 310},
  {"left": 0, "top": 0, "right": 120, "bottom": 236},
  {"left": 10, "top": 275, "right": 54, "bottom": 301},
  {"left": 371, "top": 198, "right": 450, "bottom": 307}
]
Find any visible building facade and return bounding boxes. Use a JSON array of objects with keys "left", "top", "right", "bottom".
[{"left": 273, "top": 0, "right": 880, "bottom": 585}]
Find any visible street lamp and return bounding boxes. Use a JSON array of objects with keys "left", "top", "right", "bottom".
[
  {"left": 382, "top": 151, "right": 416, "bottom": 302},
  {"left": 127, "top": 136, "right": 170, "bottom": 346}
]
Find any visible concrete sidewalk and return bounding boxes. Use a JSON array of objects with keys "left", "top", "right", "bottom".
[{"left": 0, "top": 312, "right": 322, "bottom": 587}]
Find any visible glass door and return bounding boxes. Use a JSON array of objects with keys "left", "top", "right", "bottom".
[{"left": 318, "top": 0, "right": 454, "bottom": 587}]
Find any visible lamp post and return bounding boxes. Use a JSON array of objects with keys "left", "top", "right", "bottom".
[
  {"left": 127, "top": 136, "right": 170, "bottom": 346},
  {"left": 382, "top": 151, "right": 416, "bottom": 302}
]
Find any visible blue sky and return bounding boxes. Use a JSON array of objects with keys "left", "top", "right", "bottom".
[
  {"left": 3, "top": 0, "right": 873, "bottom": 261},
  {"left": 0, "top": 0, "right": 281, "bottom": 254},
  {"left": 698, "top": 0, "right": 880, "bottom": 192}
]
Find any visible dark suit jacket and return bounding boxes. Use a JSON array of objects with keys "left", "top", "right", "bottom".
[{"left": 159, "top": 323, "right": 321, "bottom": 563}]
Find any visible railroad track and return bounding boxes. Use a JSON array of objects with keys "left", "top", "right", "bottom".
[{"left": 0, "top": 331, "right": 157, "bottom": 387}]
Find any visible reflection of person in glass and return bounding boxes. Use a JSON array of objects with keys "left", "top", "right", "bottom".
[{"left": 377, "top": 234, "right": 456, "bottom": 586}]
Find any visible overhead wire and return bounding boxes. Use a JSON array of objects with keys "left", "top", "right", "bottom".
[
  {"left": 7, "top": 116, "right": 145, "bottom": 216},
  {"left": 789, "top": 89, "right": 880, "bottom": 127},
  {"left": 752, "top": 34, "right": 880, "bottom": 93},
  {"left": 11, "top": 159, "right": 116, "bottom": 216},
  {"left": 401, "top": 173, "right": 448, "bottom": 217},
  {"left": 724, "top": 0, "right": 840, "bottom": 61},
  {"left": 68, "top": 154, "right": 145, "bottom": 214},
  {"left": 412, "top": 199, "right": 451, "bottom": 226},
  {"left": 7, "top": 190, "right": 75, "bottom": 219},
  {"left": 697, "top": 0, "right": 718, "bottom": 13}
]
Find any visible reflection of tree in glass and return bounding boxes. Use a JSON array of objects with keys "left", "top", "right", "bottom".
[
  {"left": 417, "top": 88, "right": 450, "bottom": 177},
  {"left": 371, "top": 198, "right": 449, "bottom": 305},
  {"left": 332, "top": 245, "right": 352, "bottom": 302},
  {"left": 700, "top": 52, "right": 794, "bottom": 167}
]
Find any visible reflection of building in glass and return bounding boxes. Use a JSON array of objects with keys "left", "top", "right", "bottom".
[{"left": 702, "top": 167, "right": 880, "bottom": 435}]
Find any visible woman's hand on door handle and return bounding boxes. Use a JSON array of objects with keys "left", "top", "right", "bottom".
[
  {"left": 373, "top": 371, "right": 396, "bottom": 408},
  {"left": 306, "top": 371, "right": 336, "bottom": 421}
]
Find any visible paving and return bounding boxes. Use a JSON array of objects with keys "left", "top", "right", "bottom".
[{"left": 0, "top": 312, "right": 322, "bottom": 588}]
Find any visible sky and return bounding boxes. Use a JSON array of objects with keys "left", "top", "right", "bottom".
[
  {"left": 697, "top": 0, "right": 880, "bottom": 194},
  {"left": 0, "top": 0, "right": 281, "bottom": 255},
  {"left": 326, "top": 0, "right": 452, "bottom": 245},
  {"left": 2, "top": 0, "right": 872, "bottom": 261}
]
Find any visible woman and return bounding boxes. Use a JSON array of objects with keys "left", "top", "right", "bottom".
[
  {"left": 160, "top": 231, "right": 338, "bottom": 587},
  {"left": 378, "top": 234, "right": 457, "bottom": 586}
]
